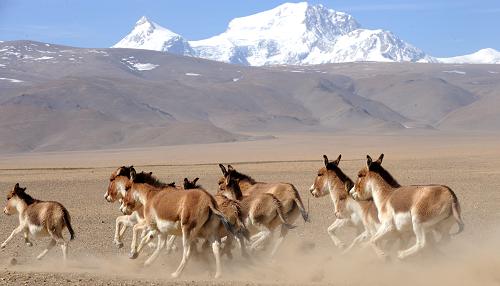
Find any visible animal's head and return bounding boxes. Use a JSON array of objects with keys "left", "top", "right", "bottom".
[
  {"left": 350, "top": 154, "right": 386, "bottom": 201},
  {"left": 217, "top": 164, "right": 254, "bottom": 191},
  {"left": 4, "top": 183, "right": 27, "bottom": 215},
  {"left": 309, "top": 155, "right": 353, "bottom": 218},
  {"left": 183, "top": 177, "right": 200, "bottom": 189},
  {"left": 106, "top": 166, "right": 134, "bottom": 202},
  {"left": 120, "top": 184, "right": 137, "bottom": 215}
]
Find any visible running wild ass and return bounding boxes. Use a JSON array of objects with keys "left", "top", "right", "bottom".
[
  {"left": 106, "top": 166, "right": 146, "bottom": 248},
  {"left": 2, "top": 183, "right": 75, "bottom": 261},
  {"left": 350, "top": 154, "right": 464, "bottom": 259},
  {"left": 120, "top": 171, "right": 238, "bottom": 278},
  {"left": 309, "top": 155, "right": 380, "bottom": 252},
  {"left": 219, "top": 171, "right": 296, "bottom": 256},
  {"left": 218, "top": 164, "right": 308, "bottom": 254},
  {"left": 183, "top": 177, "right": 250, "bottom": 259}
]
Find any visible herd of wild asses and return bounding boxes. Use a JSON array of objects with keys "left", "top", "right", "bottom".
[{"left": 2, "top": 154, "right": 463, "bottom": 278}]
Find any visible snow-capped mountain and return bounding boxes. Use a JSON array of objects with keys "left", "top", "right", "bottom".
[
  {"left": 117, "top": 2, "right": 500, "bottom": 65},
  {"left": 189, "top": 2, "right": 433, "bottom": 65},
  {"left": 437, "top": 48, "right": 500, "bottom": 64},
  {"left": 113, "top": 16, "right": 193, "bottom": 56}
]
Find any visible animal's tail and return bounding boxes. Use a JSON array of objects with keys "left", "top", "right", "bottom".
[
  {"left": 291, "top": 184, "right": 309, "bottom": 222},
  {"left": 449, "top": 188, "right": 464, "bottom": 235},
  {"left": 208, "top": 201, "right": 239, "bottom": 237},
  {"left": 269, "top": 194, "right": 296, "bottom": 230},
  {"left": 62, "top": 208, "right": 75, "bottom": 240}
]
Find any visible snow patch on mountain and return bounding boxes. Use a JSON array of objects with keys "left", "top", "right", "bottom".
[{"left": 438, "top": 48, "right": 500, "bottom": 64}]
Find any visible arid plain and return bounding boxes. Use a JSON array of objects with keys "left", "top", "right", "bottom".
[{"left": 0, "top": 133, "right": 499, "bottom": 286}]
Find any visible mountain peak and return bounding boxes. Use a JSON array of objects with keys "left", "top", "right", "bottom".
[
  {"left": 112, "top": 16, "right": 194, "bottom": 56},
  {"left": 438, "top": 48, "right": 500, "bottom": 64},
  {"left": 135, "top": 16, "right": 151, "bottom": 26}
]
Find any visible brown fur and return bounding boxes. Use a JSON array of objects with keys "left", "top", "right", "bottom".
[
  {"left": 122, "top": 172, "right": 235, "bottom": 278},
  {"left": 351, "top": 154, "right": 464, "bottom": 259},
  {"left": 2, "top": 183, "right": 74, "bottom": 261}
]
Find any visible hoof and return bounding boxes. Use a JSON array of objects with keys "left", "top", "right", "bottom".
[
  {"left": 214, "top": 272, "right": 221, "bottom": 279},
  {"left": 0, "top": 244, "right": 6, "bottom": 249},
  {"left": 171, "top": 272, "right": 180, "bottom": 278},
  {"left": 26, "top": 242, "right": 33, "bottom": 247},
  {"left": 129, "top": 252, "right": 138, "bottom": 259},
  {"left": 397, "top": 251, "right": 406, "bottom": 260},
  {"left": 115, "top": 242, "right": 124, "bottom": 249}
]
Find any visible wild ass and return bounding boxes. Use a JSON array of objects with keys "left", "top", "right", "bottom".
[
  {"left": 183, "top": 177, "right": 250, "bottom": 259},
  {"left": 106, "top": 166, "right": 146, "bottom": 248},
  {"left": 350, "top": 154, "right": 464, "bottom": 259},
  {"left": 2, "top": 183, "right": 75, "bottom": 261},
  {"left": 309, "top": 155, "right": 380, "bottom": 252},
  {"left": 218, "top": 164, "right": 308, "bottom": 254},
  {"left": 120, "top": 171, "right": 237, "bottom": 278},
  {"left": 219, "top": 171, "right": 296, "bottom": 256}
]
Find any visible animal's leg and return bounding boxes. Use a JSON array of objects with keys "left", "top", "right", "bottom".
[
  {"left": 36, "top": 239, "right": 56, "bottom": 260},
  {"left": 270, "top": 224, "right": 289, "bottom": 257},
  {"left": 165, "top": 235, "right": 177, "bottom": 254},
  {"left": 434, "top": 216, "right": 455, "bottom": 245},
  {"left": 237, "top": 236, "right": 250, "bottom": 259},
  {"left": 1, "top": 226, "right": 23, "bottom": 249},
  {"left": 343, "top": 229, "right": 369, "bottom": 254},
  {"left": 171, "top": 227, "right": 192, "bottom": 278},
  {"left": 327, "top": 219, "right": 351, "bottom": 249},
  {"left": 129, "top": 222, "right": 148, "bottom": 258},
  {"left": 370, "top": 222, "right": 395, "bottom": 259},
  {"left": 114, "top": 215, "right": 130, "bottom": 248},
  {"left": 221, "top": 235, "right": 234, "bottom": 259},
  {"left": 144, "top": 234, "right": 167, "bottom": 266},
  {"left": 211, "top": 237, "right": 222, "bottom": 279},
  {"left": 61, "top": 240, "right": 69, "bottom": 261},
  {"left": 398, "top": 221, "right": 426, "bottom": 259},
  {"left": 135, "top": 229, "right": 157, "bottom": 256},
  {"left": 250, "top": 225, "right": 271, "bottom": 251},
  {"left": 23, "top": 229, "right": 33, "bottom": 247}
]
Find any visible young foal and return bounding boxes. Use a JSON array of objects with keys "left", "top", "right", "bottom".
[
  {"left": 350, "top": 154, "right": 464, "bottom": 259},
  {"left": 121, "top": 171, "right": 237, "bottom": 278},
  {"left": 309, "top": 155, "right": 379, "bottom": 252},
  {"left": 220, "top": 172, "right": 296, "bottom": 256},
  {"left": 2, "top": 183, "right": 75, "bottom": 261}
]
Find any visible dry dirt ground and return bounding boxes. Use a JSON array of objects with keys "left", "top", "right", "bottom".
[{"left": 0, "top": 134, "right": 499, "bottom": 285}]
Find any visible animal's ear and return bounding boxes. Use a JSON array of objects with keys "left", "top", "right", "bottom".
[
  {"left": 130, "top": 168, "right": 137, "bottom": 181},
  {"left": 219, "top": 164, "right": 227, "bottom": 176},
  {"left": 323, "top": 155, "right": 329, "bottom": 167},
  {"left": 375, "top": 154, "right": 384, "bottom": 164},
  {"left": 227, "top": 165, "right": 235, "bottom": 172},
  {"left": 193, "top": 178, "right": 199, "bottom": 184},
  {"left": 15, "top": 183, "right": 19, "bottom": 189},
  {"left": 184, "top": 178, "right": 189, "bottom": 184},
  {"left": 367, "top": 155, "right": 373, "bottom": 167},
  {"left": 149, "top": 172, "right": 153, "bottom": 175},
  {"left": 116, "top": 167, "right": 123, "bottom": 176},
  {"left": 333, "top": 154, "right": 341, "bottom": 165}
]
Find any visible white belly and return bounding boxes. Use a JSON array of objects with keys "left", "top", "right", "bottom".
[
  {"left": 28, "top": 224, "right": 47, "bottom": 237},
  {"left": 393, "top": 212, "right": 412, "bottom": 231}
]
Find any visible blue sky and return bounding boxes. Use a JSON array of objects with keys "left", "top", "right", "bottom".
[{"left": 0, "top": 0, "right": 499, "bottom": 57}]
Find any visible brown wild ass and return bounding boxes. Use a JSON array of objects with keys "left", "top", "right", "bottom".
[
  {"left": 218, "top": 164, "right": 308, "bottom": 254},
  {"left": 2, "top": 183, "right": 75, "bottom": 261},
  {"left": 120, "top": 171, "right": 237, "bottom": 278},
  {"left": 183, "top": 177, "right": 250, "bottom": 259},
  {"left": 350, "top": 154, "right": 464, "bottom": 259},
  {"left": 106, "top": 166, "right": 147, "bottom": 248},
  {"left": 309, "top": 155, "right": 380, "bottom": 252},
  {"left": 219, "top": 170, "right": 296, "bottom": 256}
]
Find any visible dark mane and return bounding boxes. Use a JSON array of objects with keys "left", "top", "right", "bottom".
[
  {"left": 327, "top": 164, "right": 354, "bottom": 193},
  {"left": 132, "top": 172, "right": 171, "bottom": 189},
  {"left": 370, "top": 163, "right": 401, "bottom": 188},
  {"left": 226, "top": 177, "right": 243, "bottom": 200},
  {"left": 17, "top": 191, "right": 39, "bottom": 206},
  {"left": 228, "top": 170, "right": 257, "bottom": 184}
]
